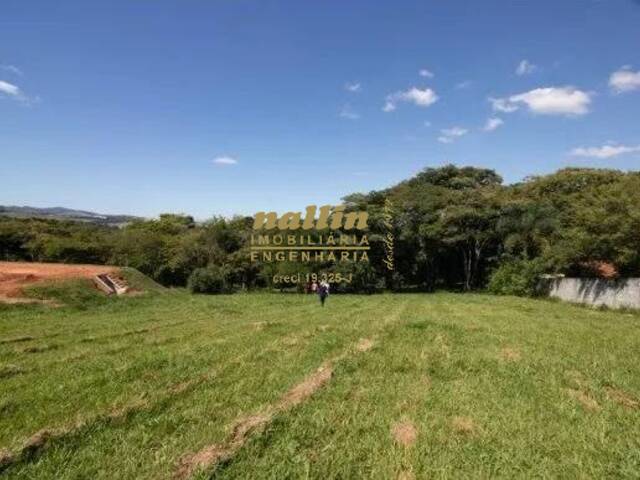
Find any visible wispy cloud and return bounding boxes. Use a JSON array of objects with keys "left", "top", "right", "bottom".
[
  {"left": 0, "top": 64, "right": 22, "bottom": 76},
  {"left": 438, "top": 126, "right": 468, "bottom": 144},
  {"left": 489, "top": 87, "right": 591, "bottom": 116},
  {"left": 516, "top": 59, "right": 537, "bottom": 76},
  {"left": 488, "top": 97, "right": 519, "bottom": 113},
  {"left": 609, "top": 66, "right": 640, "bottom": 93},
  {"left": 482, "top": 117, "right": 504, "bottom": 132},
  {"left": 383, "top": 87, "right": 438, "bottom": 112},
  {"left": 344, "top": 82, "right": 361, "bottom": 92},
  {"left": 570, "top": 143, "right": 640, "bottom": 159},
  {"left": 419, "top": 68, "right": 434, "bottom": 78},
  {"left": 212, "top": 156, "right": 238, "bottom": 166},
  {"left": 0, "top": 79, "right": 37, "bottom": 104},
  {"left": 339, "top": 104, "right": 360, "bottom": 120},
  {"left": 0, "top": 80, "right": 21, "bottom": 97}
]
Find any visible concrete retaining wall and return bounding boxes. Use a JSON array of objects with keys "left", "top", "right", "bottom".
[{"left": 547, "top": 278, "right": 640, "bottom": 310}]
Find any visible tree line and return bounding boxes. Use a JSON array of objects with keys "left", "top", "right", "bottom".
[{"left": 1, "top": 165, "right": 639, "bottom": 295}]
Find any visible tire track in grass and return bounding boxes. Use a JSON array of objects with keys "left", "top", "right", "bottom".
[
  {"left": 0, "top": 299, "right": 381, "bottom": 473},
  {"left": 173, "top": 300, "right": 409, "bottom": 480},
  {"left": 0, "top": 373, "right": 212, "bottom": 473}
]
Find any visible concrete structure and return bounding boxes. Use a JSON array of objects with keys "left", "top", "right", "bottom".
[{"left": 546, "top": 277, "right": 640, "bottom": 310}]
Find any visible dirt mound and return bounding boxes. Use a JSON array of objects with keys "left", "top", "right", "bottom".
[{"left": 0, "top": 262, "right": 118, "bottom": 300}]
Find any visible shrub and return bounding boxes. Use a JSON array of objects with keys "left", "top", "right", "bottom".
[
  {"left": 187, "top": 265, "right": 230, "bottom": 294},
  {"left": 487, "top": 258, "right": 545, "bottom": 297}
]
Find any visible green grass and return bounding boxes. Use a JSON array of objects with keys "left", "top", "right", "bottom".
[{"left": 1, "top": 290, "right": 640, "bottom": 479}]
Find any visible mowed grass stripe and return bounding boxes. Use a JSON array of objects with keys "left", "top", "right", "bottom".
[
  {"left": 1, "top": 293, "right": 330, "bottom": 449},
  {"left": 1, "top": 295, "right": 402, "bottom": 478},
  {"left": 2, "top": 293, "right": 640, "bottom": 479},
  {"left": 208, "top": 294, "right": 640, "bottom": 479}
]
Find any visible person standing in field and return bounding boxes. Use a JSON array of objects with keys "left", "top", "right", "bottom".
[
  {"left": 311, "top": 280, "right": 318, "bottom": 294},
  {"left": 318, "top": 280, "right": 329, "bottom": 306}
]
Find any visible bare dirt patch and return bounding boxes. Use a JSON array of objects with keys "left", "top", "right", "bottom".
[
  {"left": 605, "top": 387, "right": 639, "bottom": 410},
  {"left": 391, "top": 420, "right": 417, "bottom": 447},
  {"left": 567, "top": 389, "right": 600, "bottom": 412},
  {"left": 0, "top": 261, "right": 118, "bottom": 301}
]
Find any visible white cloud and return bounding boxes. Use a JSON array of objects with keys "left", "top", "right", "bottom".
[
  {"left": 482, "top": 117, "right": 504, "bottom": 132},
  {"left": 339, "top": 104, "right": 360, "bottom": 120},
  {"left": 423, "top": 121, "right": 432, "bottom": 127},
  {"left": 455, "top": 80, "right": 472, "bottom": 89},
  {"left": 0, "top": 79, "right": 38, "bottom": 105},
  {"left": 0, "top": 80, "right": 21, "bottom": 97},
  {"left": 419, "top": 68, "right": 434, "bottom": 78},
  {"left": 438, "top": 126, "right": 468, "bottom": 143},
  {"left": 489, "top": 87, "right": 591, "bottom": 116},
  {"left": 516, "top": 59, "right": 537, "bottom": 76},
  {"left": 213, "top": 156, "right": 238, "bottom": 166},
  {"left": 383, "top": 87, "right": 438, "bottom": 112},
  {"left": 489, "top": 97, "right": 519, "bottom": 113},
  {"left": 570, "top": 144, "right": 640, "bottom": 159},
  {"left": 1, "top": 64, "right": 22, "bottom": 76},
  {"left": 345, "top": 82, "right": 361, "bottom": 92},
  {"left": 609, "top": 66, "right": 640, "bottom": 93}
]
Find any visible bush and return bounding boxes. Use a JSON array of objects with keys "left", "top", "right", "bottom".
[
  {"left": 487, "top": 258, "right": 545, "bottom": 297},
  {"left": 187, "top": 266, "right": 230, "bottom": 294}
]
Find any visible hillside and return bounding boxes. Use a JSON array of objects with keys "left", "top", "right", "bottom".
[{"left": 0, "top": 205, "right": 141, "bottom": 226}]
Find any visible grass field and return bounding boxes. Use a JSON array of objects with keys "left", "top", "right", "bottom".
[{"left": 1, "top": 289, "right": 640, "bottom": 479}]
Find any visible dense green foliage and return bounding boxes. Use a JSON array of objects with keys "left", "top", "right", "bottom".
[
  {"left": 486, "top": 258, "right": 546, "bottom": 297},
  {"left": 1, "top": 166, "right": 639, "bottom": 294},
  {"left": 187, "top": 265, "right": 231, "bottom": 294}
]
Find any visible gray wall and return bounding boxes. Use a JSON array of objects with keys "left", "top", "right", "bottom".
[{"left": 547, "top": 278, "right": 640, "bottom": 310}]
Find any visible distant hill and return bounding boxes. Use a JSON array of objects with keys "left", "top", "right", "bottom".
[{"left": 0, "top": 205, "right": 142, "bottom": 226}]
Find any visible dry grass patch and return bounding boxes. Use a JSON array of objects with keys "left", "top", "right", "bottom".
[
  {"left": 500, "top": 347, "right": 521, "bottom": 362},
  {"left": 391, "top": 420, "right": 418, "bottom": 447},
  {"left": 567, "top": 389, "right": 600, "bottom": 412},
  {"left": 18, "top": 344, "right": 58, "bottom": 354},
  {"left": 277, "top": 364, "right": 333, "bottom": 409},
  {"left": 605, "top": 387, "right": 639, "bottom": 410},
  {"left": 397, "top": 470, "right": 416, "bottom": 480},
  {"left": 0, "top": 364, "right": 26, "bottom": 379},
  {"left": 0, "top": 336, "right": 34, "bottom": 345},
  {"left": 356, "top": 338, "right": 375, "bottom": 352},
  {"left": 174, "top": 365, "right": 334, "bottom": 479},
  {"left": 451, "top": 416, "right": 476, "bottom": 435},
  {"left": 0, "top": 448, "right": 14, "bottom": 468}
]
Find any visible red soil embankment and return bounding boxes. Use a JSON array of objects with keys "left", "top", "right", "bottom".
[{"left": 0, "top": 262, "right": 118, "bottom": 299}]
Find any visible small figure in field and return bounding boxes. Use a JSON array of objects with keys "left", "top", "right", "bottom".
[
  {"left": 311, "top": 280, "right": 318, "bottom": 294},
  {"left": 318, "top": 280, "right": 329, "bottom": 307}
]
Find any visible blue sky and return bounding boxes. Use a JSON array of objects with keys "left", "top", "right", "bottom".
[{"left": 2, "top": 0, "right": 640, "bottom": 219}]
